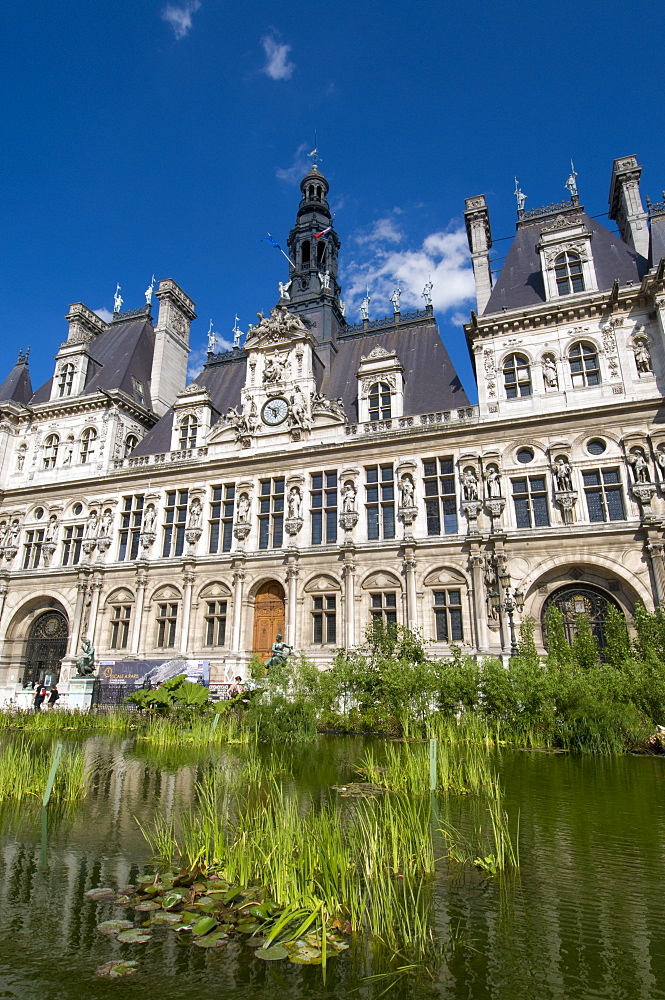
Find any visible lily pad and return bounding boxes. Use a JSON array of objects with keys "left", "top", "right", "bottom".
[
  {"left": 193, "top": 931, "right": 228, "bottom": 948},
  {"left": 244, "top": 936, "right": 268, "bottom": 948},
  {"left": 236, "top": 919, "right": 262, "bottom": 933},
  {"left": 97, "top": 920, "right": 134, "bottom": 936},
  {"left": 162, "top": 891, "right": 186, "bottom": 910},
  {"left": 134, "top": 900, "right": 161, "bottom": 912},
  {"left": 255, "top": 944, "right": 288, "bottom": 961},
  {"left": 151, "top": 912, "right": 183, "bottom": 925},
  {"left": 192, "top": 916, "right": 218, "bottom": 936},
  {"left": 95, "top": 960, "right": 138, "bottom": 978},
  {"left": 117, "top": 928, "right": 152, "bottom": 944},
  {"left": 114, "top": 895, "right": 132, "bottom": 906},
  {"left": 85, "top": 887, "right": 117, "bottom": 901}
]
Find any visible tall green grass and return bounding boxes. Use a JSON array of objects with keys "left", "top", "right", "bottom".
[
  {"left": 0, "top": 738, "right": 85, "bottom": 802},
  {"left": 0, "top": 708, "right": 136, "bottom": 734}
]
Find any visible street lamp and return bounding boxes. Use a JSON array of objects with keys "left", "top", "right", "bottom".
[{"left": 498, "top": 570, "right": 524, "bottom": 655}]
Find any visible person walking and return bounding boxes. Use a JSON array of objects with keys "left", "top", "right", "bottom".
[
  {"left": 33, "top": 685, "right": 47, "bottom": 712},
  {"left": 47, "top": 686, "right": 60, "bottom": 710}
]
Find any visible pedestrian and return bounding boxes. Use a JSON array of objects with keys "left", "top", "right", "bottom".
[
  {"left": 228, "top": 676, "right": 244, "bottom": 698},
  {"left": 47, "top": 686, "right": 60, "bottom": 710},
  {"left": 33, "top": 685, "right": 47, "bottom": 712}
]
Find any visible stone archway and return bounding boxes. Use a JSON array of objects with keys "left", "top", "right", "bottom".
[
  {"left": 541, "top": 584, "right": 621, "bottom": 651},
  {"left": 23, "top": 610, "right": 69, "bottom": 687},
  {"left": 252, "top": 581, "right": 285, "bottom": 659}
]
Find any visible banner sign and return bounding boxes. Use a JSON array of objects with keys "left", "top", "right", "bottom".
[{"left": 97, "top": 658, "right": 210, "bottom": 691}]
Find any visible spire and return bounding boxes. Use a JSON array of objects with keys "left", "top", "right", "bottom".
[
  {"left": 0, "top": 349, "right": 33, "bottom": 405},
  {"left": 285, "top": 165, "right": 344, "bottom": 347}
]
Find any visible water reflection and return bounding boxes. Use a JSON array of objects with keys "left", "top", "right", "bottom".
[{"left": 0, "top": 736, "right": 663, "bottom": 1000}]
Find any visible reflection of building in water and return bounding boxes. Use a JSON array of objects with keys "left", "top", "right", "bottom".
[{"left": 1, "top": 155, "right": 665, "bottom": 696}]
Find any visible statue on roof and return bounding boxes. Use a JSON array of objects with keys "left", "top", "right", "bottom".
[
  {"left": 390, "top": 286, "right": 402, "bottom": 313},
  {"left": 145, "top": 275, "right": 155, "bottom": 305},
  {"left": 232, "top": 315, "right": 243, "bottom": 348},
  {"left": 422, "top": 278, "right": 433, "bottom": 306},
  {"left": 565, "top": 160, "right": 578, "bottom": 199},
  {"left": 514, "top": 177, "right": 527, "bottom": 213},
  {"left": 278, "top": 280, "right": 292, "bottom": 301},
  {"left": 113, "top": 283, "right": 123, "bottom": 314},
  {"left": 360, "top": 286, "right": 371, "bottom": 320},
  {"left": 207, "top": 320, "right": 217, "bottom": 353}
]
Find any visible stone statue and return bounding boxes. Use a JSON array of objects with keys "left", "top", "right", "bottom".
[
  {"left": 462, "top": 468, "right": 479, "bottom": 501},
  {"left": 7, "top": 519, "right": 20, "bottom": 547},
  {"left": 390, "top": 287, "right": 401, "bottom": 313},
  {"left": 629, "top": 451, "right": 650, "bottom": 483},
  {"left": 553, "top": 458, "right": 573, "bottom": 492},
  {"left": 84, "top": 510, "right": 98, "bottom": 539},
  {"left": 63, "top": 439, "right": 74, "bottom": 465},
  {"left": 278, "top": 280, "right": 292, "bottom": 301},
  {"left": 188, "top": 497, "right": 202, "bottom": 528},
  {"left": 360, "top": 287, "right": 371, "bottom": 320},
  {"left": 143, "top": 504, "right": 156, "bottom": 533},
  {"left": 263, "top": 354, "right": 287, "bottom": 384},
  {"left": 232, "top": 315, "right": 242, "bottom": 349},
  {"left": 319, "top": 270, "right": 331, "bottom": 291},
  {"left": 45, "top": 514, "right": 59, "bottom": 542},
  {"left": 265, "top": 633, "right": 293, "bottom": 669},
  {"left": 287, "top": 486, "right": 302, "bottom": 519},
  {"left": 514, "top": 178, "right": 527, "bottom": 212},
  {"left": 422, "top": 279, "right": 433, "bottom": 306},
  {"left": 99, "top": 509, "right": 113, "bottom": 537},
  {"left": 399, "top": 475, "right": 415, "bottom": 508},
  {"left": 288, "top": 386, "right": 310, "bottom": 430},
  {"left": 237, "top": 493, "right": 251, "bottom": 523},
  {"left": 542, "top": 355, "right": 558, "bottom": 389},
  {"left": 657, "top": 451, "right": 665, "bottom": 476},
  {"left": 113, "top": 283, "right": 123, "bottom": 314},
  {"left": 633, "top": 340, "right": 652, "bottom": 374},
  {"left": 564, "top": 160, "right": 578, "bottom": 198},
  {"left": 145, "top": 275, "right": 155, "bottom": 305},
  {"left": 0, "top": 521, "right": 7, "bottom": 548},
  {"left": 16, "top": 448, "right": 25, "bottom": 471},
  {"left": 207, "top": 320, "right": 217, "bottom": 353},
  {"left": 339, "top": 300, "right": 346, "bottom": 318},
  {"left": 75, "top": 637, "right": 96, "bottom": 677},
  {"left": 486, "top": 467, "right": 501, "bottom": 498},
  {"left": 342, "top": 482, "right": 357, "bottom": 513}
]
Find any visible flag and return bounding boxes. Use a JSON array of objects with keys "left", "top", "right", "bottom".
[
  {"left": 314, "top": 225, "right": 332, "bottom": 239},
  {"left": 261, "top": 233, "right": 293, "bottom": 266}
]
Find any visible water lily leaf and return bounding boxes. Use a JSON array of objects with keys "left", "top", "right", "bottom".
[
  {"left": 191, "top": 916, "right": 217, "bottom": 936},
  {"left": 162, "top": 891, "right": 185, "bottom": 910},
  {"left": 95, "top": 960, "right": 138, "bottom": 978},
  {"left": 151, "top": 912, "right": 183, "bottom": 924},
  {"left": 255, "top": 945, "right": 288, "bottom": 961},
  {"left": 114, "top": 895, "right": 132, "bottom": 906},
  {"left": 193, "top": 930, "right": 228, "bottom": 948},
  {"left": 97, "top": 920, "right": 134, "bottom": 935},
  {"left": 193, "top": 897, "right": 216, "bottom": 911},
  {"left": 244, "top": 936, "right": 268, "bottom": 948},
  {"left": 236, "top": 920, "right": 262, "bottom": 933},
  {"left": 117, "top": 929, "right": 152, "bottom": 944},
  {"left": 134, "top": 900, "right": 161, "bottom": 911},
  {"left": 222, "top": 886, "right": 245, "bottom": 904},
  {"left": 192, "top": 881, "right": 208, "bottom": 893},
  {"left": 85, "top": 887, "right": 116, "bottom": 901}
]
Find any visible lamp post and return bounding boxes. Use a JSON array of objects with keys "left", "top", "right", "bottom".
[{"left": 498, "top": 570, "right": 524, "bottom": 656}]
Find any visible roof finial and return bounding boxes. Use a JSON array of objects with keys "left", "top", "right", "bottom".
[
  {"left": 514, "top": 177, "right": 527, "bottom": 213},
  {"left": 17, "top": 347, "right": 30, "bottom": 365},
  {"left": 308, "top": 131, "right": 321, "bottom": 170},
  {"left": 565, "top": 160, "right": 578, "bottom": 199},
  {"left": 113, "top": 283, "right": 123, "bottom": 314}
]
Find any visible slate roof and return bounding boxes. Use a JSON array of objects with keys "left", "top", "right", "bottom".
[
  {"left": 0, "top": 359, "right": 33, "bottom": 405},
  {"left": 132, "top": 317, "right": 468, "bottom": 455},
  {"left": 30, "top": 313, "right": 155, "bottom": 409},
  {"left": 485, "top": 212, "right": 648, "bottom": 315}
]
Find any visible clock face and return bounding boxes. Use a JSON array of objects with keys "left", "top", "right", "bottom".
[{"left": 261, "top": 397, "right": 289, "bottom": 426}]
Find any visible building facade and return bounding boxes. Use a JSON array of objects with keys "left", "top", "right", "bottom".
[{"left": 1, "top": 155, "right": 664, "bottom": 699}]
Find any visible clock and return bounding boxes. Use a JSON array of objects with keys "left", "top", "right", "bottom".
[{"left": 261, "top": 397, "right": 289, "bottom": 426}]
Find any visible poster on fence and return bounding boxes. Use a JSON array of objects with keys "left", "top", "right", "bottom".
[{"left": 94, "top": 658, "right": 210, "bottom": 705}]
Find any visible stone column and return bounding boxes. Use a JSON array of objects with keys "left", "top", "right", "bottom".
[
  {"left": 286, "top": 556, "right": 299, "bottom": 648},
  {"left": 130, "top": 569, "right": 148, "bottom": 656},
  {"left": 646, "top": 538, "right": 665, "bottom": 607},
  {"left": 342, "top": 543, "right": 356, "bottom": 649},
  {"left": 231, "top": 557, "right": 246, "bottom": 653},
  {"left": 180, "top": 564, "right": 195, "bottom": 654},
  {"left": 66, "top": 576, "right": 89, "bottom": 658},
  {"left": 0, "top": 573, "right": 9, "bottom": 631},
  {"left": 469, "top": 551, "right": 490, "bottom": 652},
  {"left": 86, "top": 579, "right": 103, "bottom": 646},
  {"left": 403, "top": 546, "right": 418, "bottom": 630}
]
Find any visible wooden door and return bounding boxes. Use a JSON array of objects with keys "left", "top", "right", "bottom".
[{"left": 252, "top": 582, "right": 286, "bottom": 659}]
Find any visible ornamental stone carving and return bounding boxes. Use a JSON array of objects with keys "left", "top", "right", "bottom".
[
  {"left": 631, "top": 483, "right": 656, "bottom": 508},
  {"left": 553, "top": 457, "right": 574, "bottom": 493},
  {"left": 485, "top": 466, "right": 501, "bottom": 499},
  {"left": 632, "top": 337, "right": 652, "bottom": 374},
  {"left": 555, "top": 492, "right": 578, "bottom": 525},
  {"left": 284, "top": 516, "right": 304, "bottom": 536},
  {"left": 461, "top": 467, "right": 480, "bottom": 501},
  {"left": 627, "top": 449, "right": 651, "bottom": 484},
  {"left": 542, "top": 354, "right": 558, "bottom": 389},
  {"left": 340, "top": 480, "right": 359, "bottom": 530}
]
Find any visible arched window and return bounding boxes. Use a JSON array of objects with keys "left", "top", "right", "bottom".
[
  {"left": 569, "top": 342, "right": 600, "bottom": 388},
  {"left": 124, "top": 434, "right": 139, "bottom": 457},
  {"left": 503, "top": 353, "right": 531, "bottom": 398},
  {"left": 317, "top": 240, "right": 326, "bottom": 266},
  {"left": 542, "top": 584, "right": 621, "bottom": 652},
  {"left": 43, "top": 434, "right": 59, "bottom": 469},
  {"left": 554, "top": 251, "right": 585, "bottom": 295},
  {"left": 178, "top": 414, "right": 198, "bottom": 450},
  {"left": 368, "top": 382, "right": 391, "bottom": 421},
  {"left": 57, "top": 363, "right": 75, "bottom": 398},
  {"left": 80, "top": 427, "right": 97, "bottom": 463},
  {"left": 302, "top": 240, "right": 311, "bottom": 267}
]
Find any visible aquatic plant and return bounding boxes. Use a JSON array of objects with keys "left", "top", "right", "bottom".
[
  {"left": 0, "top": 737, "right": 85, "bottom": 802},
  {"left": 0, "top": 707, "right": 136, "bottom": 734}
]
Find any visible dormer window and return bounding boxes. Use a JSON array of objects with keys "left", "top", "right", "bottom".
[
  {"left": 178, "top": 414, "right": 198, "bottom": 450},
  {"left": 57, "top": 363, "right": 75, "bottom": 398},
  {"left": 124, "top": 434, "right": 139, "bottom": 457},
  {"left": 80, "top": 427, "right": 97, "bottom": 463},
  {"left": 368, "top": 382, "right": 392, "bottom": 421},
  {"left": 503, "top": 354, "right": 531, "bottom": 398},
  {"left": 569, "top": 342, "right": 600, "bottom": 388},
  {"left": 554, "top": 251, "right": 585, "bottom": 295}
]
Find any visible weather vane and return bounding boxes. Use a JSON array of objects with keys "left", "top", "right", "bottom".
[{"left": 308, "top": 132, "right": 321, "bottom": 169}]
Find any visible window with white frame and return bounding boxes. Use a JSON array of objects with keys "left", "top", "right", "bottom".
[
  {"left": 569, "top": 342, "right": 600, "bottom": 388},
  {"left": 23, "top": 529, "right": 44, "bottom": 569},
  {"left": 423, "top": 458, "right": 458, "bottom": 535},
  {"left": 156, "top": 602, "right": 179, "bottom": 648},
  {"left": 312, "top": 594, "right": 337, "bottom": 645},
  {"left": 204, "top": 601, "right": 227, "bottom": 646},
  {"left": 43, "top": 435, "right": 59, "bottom": 469},
  {"left": 365, "top": 464, "right": 395, "bottom": 540},
  {"left": 62, "top": 524, "right": 84, "bottom": 566},
  {"left": 582, "top": 468, "right": 626, "bottom": 523},
  {"left": 178, "top": 414, "right": 198, "bottom": 450},
  {"left": 124, "top": 434, "right": 139, "bottom": 457},
  {"left": 511, "top": 475, "right": 550, "bottom": 528},
  {"left": 554, "top": 251, "right": 585, "bottom": 295},
  {"left": 370, "top": 591, "right": 398, "bottom": 628},
  {"left": 432, "top": 590, "right": 464, "bottom": 642},
  {"left": 503, "top": 354, "right": 531, "bottom": 398},
  {"left": 118, "top": 495, "right": 144, "bottom": 561},
  {"left": 110, "top": 605, "right": 132, "bottom": 649},
  {"left": 209, "top": 485, "right": 235, "bottom": 553},
  {"left": 311, "top": 471, "right": 338, "bottom": 545},
  {"left": 57, "top": 363, "right": 75, "bottom": 398},
  {"left": 258, "top": 478, "right": 284, "bottom": 549},
  {"left": 368, "top": 382, "right": 391, "bottom": 421},
  {"left": 162, "top": 490, "right": 188, "bottom": 557},
  {"left": 80, "top": 427, "right": 97, "bottom": 463}
]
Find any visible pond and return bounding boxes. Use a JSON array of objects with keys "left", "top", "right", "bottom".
[{"left": 0, "top": 733, "right": 663, "bottom": 1000}]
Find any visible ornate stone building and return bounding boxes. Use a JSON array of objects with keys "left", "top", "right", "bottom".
[{"left": 1, "top": 155, "right": 664, "bottom": 701}]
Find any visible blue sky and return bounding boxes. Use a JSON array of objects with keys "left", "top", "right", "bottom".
[{"left": 1, "top": 0, "right": 663, "bottom": 402}]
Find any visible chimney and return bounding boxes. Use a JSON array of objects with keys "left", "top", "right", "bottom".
[
  {"left": 464, "top": 195, "right": 493, "bottom": 313},
  {"left": 150, "top": 280, "right": 197, "bottom": 416},
  {"left": 608, "top": 155, "right": 649, "bottom": 259}
]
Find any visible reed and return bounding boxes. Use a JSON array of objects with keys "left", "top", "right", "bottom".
[
  {"left": 0, "top": 708, "right": 136, "bottom": 734},
  {"left": 135, "top": 712, "right": 252, "bottom": 747},
  {"left": 439, "top": 775, "right": 519, "bottom": 873},
  {"left": 358, "top": 732, "right": 495, "bottom": 796},
  {"left": 0, "top": 738, "right": 85, "bottom": 803}
]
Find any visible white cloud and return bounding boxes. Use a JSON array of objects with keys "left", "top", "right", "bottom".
[
  {"left": 261, "top": 35, "right": 295, "bottom": 81},
  {"left": 187, "top": 338, "right": 234, "bottom": 380},
  {"left": 94, "top": 307, "right": 113, "bottom": 323},
  {"left": 276, "top": 142, "right": 310, "bottom": 184},
  {"left": 162, "top": 0, "right": 201, "bottom": 40},
  {"left": 354, "top": 216, "right": 404, "bottom": 246},
  {"left": 341, "top": 225, "right": 475, "bottom": 322}
]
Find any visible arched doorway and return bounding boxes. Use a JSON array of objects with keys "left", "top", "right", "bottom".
[
  {"left": 23, "top": 610, "right": 69, "bottom": 687},
  {"left": 541, "top": 584, "right": 621, "bottom": 651},
  {"left": 252, "top": 581, "right": 285, "bottom": 659}
]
